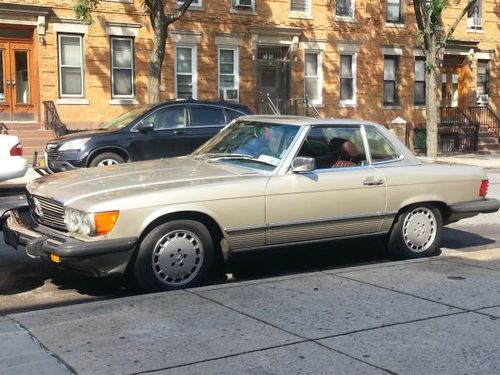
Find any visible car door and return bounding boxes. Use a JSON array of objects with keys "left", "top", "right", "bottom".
[
  {"left": 187, "top": 104, "right": 227, "bottom": 149},
  {"left": 265, "top": 125, "right": 387, "bottom": 246},
  {"left": 128, "top": 104, "right": 193, "bottom": 160}
]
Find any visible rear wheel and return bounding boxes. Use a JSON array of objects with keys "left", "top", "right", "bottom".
[
  {"left": 134, "top": 220, "right": 215, "bottom": 292},
  {"left": 388, "top": 204, "right": 442, "bottom": 259},
  {"left": 89, "top": 152, "right": 125, "bottom": 167}
]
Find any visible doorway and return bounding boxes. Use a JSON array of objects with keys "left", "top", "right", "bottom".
[
  {"left": 440, "top": 68, "right": 460, "bottom": 108},
  {"left": 0, "top": 28, "right": 36, "bottom": 122},
  {"left": 257, "top": 46, "right": 290, "bottom": 114}
]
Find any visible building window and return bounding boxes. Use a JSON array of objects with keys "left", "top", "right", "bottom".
[
  {"left": 467, "top": 0, "right": 483, "bottom": 30},
  {"left": 386, "top": 0, "right": 403, "bottom": 23},
  {"left": 477, "top": 60, "right": 489, "bottom": 102},
  {"left": 58, "top": 34, "right": 84, "bottom": 98},
  {"left": 177, "top": 0, "right": 202, "bottom": 8},
  {"left": 111, "top": 37, "right": 134, "bottom": 98},
  {"left": 232, "top": 0, "right": 254, "bottom": 11},
  {"left": 414, "top": 57, "right": 426, "bottom": 105},
  {"left": 339, "top": 54, "right": 356, "bottom": 105},
  {"left": 336, "top": 0, "right": 355, "bottom": 18},
  {"left": 383, "top": 56, "right": 399, "bottom": 105},
  {"left": 291, "top": 0, "right": 310, "bottom": 13},
  {"left": 218, "top": 48, "right": 239, "bottom": 101},
  {"left": 176, "top": 46, "right": 197, "bottom": 99},
  {"left": 305, "top": 51, "right": 322, "bottom": 105}
]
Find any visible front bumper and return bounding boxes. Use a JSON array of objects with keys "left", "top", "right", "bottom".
[
  {"left": 447, "top": 198, "right": 500, "bottom": 223},
  {"left": 2, "top": 207, "right": 137, "bottom": 277}
]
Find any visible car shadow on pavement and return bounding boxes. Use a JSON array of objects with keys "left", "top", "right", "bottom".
[{"left": 441, "top": 227, "right": 496, "bottom": 250}]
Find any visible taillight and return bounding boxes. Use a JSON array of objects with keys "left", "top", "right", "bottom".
[
  {"left": 479, "top": 180, "right": 489, "bottom": 197},
  {"left": 10, "top": 143, "right": 23, "bottom": 156}
]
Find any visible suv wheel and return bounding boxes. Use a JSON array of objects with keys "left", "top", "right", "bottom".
[{"left": 89, "top": 152, "right": 125, "bottom": 167}]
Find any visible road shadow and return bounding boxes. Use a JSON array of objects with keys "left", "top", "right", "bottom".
[{"left": 441, "top": 227, "right": 496, "bottom": 250}]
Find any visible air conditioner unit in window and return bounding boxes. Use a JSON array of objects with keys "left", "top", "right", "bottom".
[
  {"left": 220, "top": 88, "right": 239, "bottom": 102},
  {"left": 477, "top": 94, "right": 489, "bottom": 105},
  {"left": 234, "top": 0, "right": 252, "bottom": 9},
  {"left": 467, "top": 17, "right": 482, "bottom": 29}
]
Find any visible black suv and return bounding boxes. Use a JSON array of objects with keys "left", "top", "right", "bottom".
[{"left": 44, "top": 99, "right": 253, "bottom": 172}]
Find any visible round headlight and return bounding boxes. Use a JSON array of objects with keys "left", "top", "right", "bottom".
[
  {"left": 64, "top": 209, "right": 81, "bottom": 233},
  {"left": 79, "top": 213, "right": 93, "bottom": 236}
]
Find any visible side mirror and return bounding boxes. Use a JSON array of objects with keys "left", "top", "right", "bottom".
[
  {"left": 291, "top": 156, "right": 315, "bottom": 173},
  {"left": 138, "top": 121, "right": 154, "bottom": 132}
]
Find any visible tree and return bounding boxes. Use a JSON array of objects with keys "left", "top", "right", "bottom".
[
  {"left": 74, "top": 0, "right": 195, "bottom": 103},
  {"left": 413, "top": 0, "right": 478, "bottom": 158}
]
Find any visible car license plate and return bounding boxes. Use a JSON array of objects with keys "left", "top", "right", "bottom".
[{"left": 38, "top": 157, "right": 46, "bottom": 169}]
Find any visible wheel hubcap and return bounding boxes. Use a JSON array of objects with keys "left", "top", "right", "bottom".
[
  {"left": 97, "top": 159, "right": 119, "bottom": 167},
  {"left": 402, "top": 207, "right": 437, "bottom": 253},
  {"left": 152, "top": 230, "right": 204, "bottom": 286}
]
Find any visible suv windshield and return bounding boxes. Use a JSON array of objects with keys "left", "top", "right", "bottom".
[
  {"left": 99, "top": 106, "right": 153, "bottom": 130},
  {"left": 193, "top": 120, "right": 300, "bottom": 170}
]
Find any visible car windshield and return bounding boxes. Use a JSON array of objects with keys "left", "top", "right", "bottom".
[
  {"left": 193, "top": 120, "right": 301, "bottom": 170},
  {"left": 99, "top": 106, "right": 153, "bottom": 130}
]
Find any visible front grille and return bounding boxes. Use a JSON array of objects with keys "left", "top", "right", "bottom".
[
  {"left": 45, "top": 144, "right": 59, "bottom": 162},
  {"left": 27, "top": 193, "right": 67, "bottom": 231}
]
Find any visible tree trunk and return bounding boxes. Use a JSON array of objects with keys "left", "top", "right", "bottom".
[
  {"left": 425, "top": 47, "right": 439, "bottom": 159},
  {"left": 148, "top": 20, "right": 168, "bottom": 104}
]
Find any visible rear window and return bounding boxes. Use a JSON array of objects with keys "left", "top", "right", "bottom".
[{"left": 190, "top": 107, "right": 226, "bottom": 127}]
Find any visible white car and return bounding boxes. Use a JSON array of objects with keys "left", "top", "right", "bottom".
[{"left": 0, "top": 134, "right": 28, "bottom": 182}]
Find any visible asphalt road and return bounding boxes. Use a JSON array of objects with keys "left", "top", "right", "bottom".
[{"left": 0, "top": 171, "right": 499, "bottom": 316}]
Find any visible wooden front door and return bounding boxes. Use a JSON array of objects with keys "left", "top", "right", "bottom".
[
  {"left": 440, "top": 68, "right": 460, "bottom": 108},
  {"left": 0, "top": 41, "right": 36, "bottom": 121}
]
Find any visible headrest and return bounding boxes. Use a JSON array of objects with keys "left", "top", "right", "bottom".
[{"left": 340, "top": 141, "right": 360, "bottom": 159}]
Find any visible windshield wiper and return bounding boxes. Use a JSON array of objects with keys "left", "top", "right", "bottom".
[{"left": 194, "top": 153, "right": 253, "bottom": 160}]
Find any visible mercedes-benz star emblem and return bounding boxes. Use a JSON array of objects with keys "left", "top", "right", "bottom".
[{"left": 33, "top": 198, "right": 44, "bottom": 217}]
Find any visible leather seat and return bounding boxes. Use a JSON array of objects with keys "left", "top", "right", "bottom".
[{"left": 332, "top": 140, "right": 359, "bottom": 168}]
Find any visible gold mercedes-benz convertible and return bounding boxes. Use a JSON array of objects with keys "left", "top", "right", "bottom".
[{"left": 2, "top": 116, "right": 499, "bottom": 291}]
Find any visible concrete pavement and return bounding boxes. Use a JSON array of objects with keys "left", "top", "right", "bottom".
[{"left": 2, "top": 248, "right": 499, "bottom": 374}]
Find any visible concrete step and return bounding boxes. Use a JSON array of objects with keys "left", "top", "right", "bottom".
[
  {"left": 7, "top": 129, "right": 54, "bottom": 138},
  {"left": 478, "top": 143, "right": 500, "bottom": 151},
  {"left": 17, "top": 138, "right": 52, "bottom": 147},
  {"left": 1, "top": 122, "right": 41, "bottom": 131},
  {"left": 478, "top": 137, "right": 499, "bottom": 145}
]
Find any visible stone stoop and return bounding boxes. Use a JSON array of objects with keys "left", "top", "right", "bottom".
[
  {"left": 2, "top": 122, "right": 55, "bottom": 165},
  {"left": 478, "top": 127, "right": 500, "bottom": 155}
]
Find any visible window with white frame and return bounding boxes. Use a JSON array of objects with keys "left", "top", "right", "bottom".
[
  {"left": 476, "top": 60, "right": 489, "bottom": 100},
  {"left": 177, "top": 0, "right": 202, "bottom": 8},
  {"left": 305, "top": 51, "right": 322, "bottom": 105},
  {"left": 467, "top": 0, "right": 483, "bottom": 30},
  {"left": 232, "top": 0, "right": 254, "bottom": 11},
  {"left": 336, "top": 0, "right": 355, "bottom": 18},
  {"left": 339, "top": 53, "right": 356, "bottom": 105},
  {"left": 383, "top": 55, "right": 399, "bottom": 105},
  {"left": 291, "top": 0, "right": 310, "bottom": 13},
  {"left": 176, "top": 46, "right": 197, "bottom": 99},
  {"left": 58, "top": 34, "right": 84, "bottom": 98},
  {"left": 218, "top": 48, "right": 239, "bottom": 101},
  {"left": 111, "top": 37, "right": 134, "bottom": 98},
  {"left": 414, "top": 57, "right": 425, "bottom": 105},
  {"left": 386, "top": 0, "right": 403, "bottom": 23}
]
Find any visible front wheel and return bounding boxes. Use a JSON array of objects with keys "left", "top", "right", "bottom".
[
  {"left": 133, "top": 220, "right": 215, "bottom": 292},
  {"left": 89, "top": 152, "right": 125, "bottom": 168},
  {"left": 388, "top": 205, "right": 443, "bottom": 259}
]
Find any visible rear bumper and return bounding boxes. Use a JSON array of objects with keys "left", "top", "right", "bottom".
[
  {"left": 447, "top": 198, "right": 500, "bottom": 223},
  {"left": 2, "top": 208, "right": 137, "bottom": 277}
]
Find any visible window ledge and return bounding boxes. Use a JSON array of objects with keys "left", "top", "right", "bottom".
[
  {"left": 183, "top": 6, "right": 204, "bottom": 12},
  {"left": 230, "top": 8, "right": 257, "bottom": 16},
  {"left": 110, "top": 98, "right": 139, "bottom": 105},
  {"left": 338, "top": 101, "right": 357, "bottom": 108},
  {"left": 467, "top": 28, "right": 484, "bottom": 34},
  {"left": 289, "top": 12, "right": 313, "bottom": 20},
  {"left": 335, "top": 16, "right": 356, "bottom": 23},
  {"left": 56, "top": 98, "right": 89, "bottom": 105},
  {"left": 385, "top": 22, "right": 405, "bottom": 28},
  {"left": 413, "top": 105, "right": 426, "bottom": 110},
  {"left": 383, "top": 105, "right": 401, "bottom": 110}
]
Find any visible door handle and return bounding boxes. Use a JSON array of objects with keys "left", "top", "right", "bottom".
[
  {"left": 6, "top": 81, "right": 10, "bottom": 87},
  {"left": 174, "top": 130, "right": 186, "bottom": 135},
  {"left": 10, "top": 80, "right": 15, "bottom": 86},
  {"left": 363, "top": 177, "right": 384, "bottom": 186}
]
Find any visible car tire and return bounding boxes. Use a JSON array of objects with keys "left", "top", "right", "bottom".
[
  {"left": 388, "top": 204, "right": 442, "bottom": 259},
  {"left": 133, "top": 220, "right": 215, "bottom": 292},
  {"left": 89, "top": 152, "right": 125, "bottom": 167}
]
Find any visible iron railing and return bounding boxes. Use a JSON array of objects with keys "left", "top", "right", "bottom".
[
  {"left": 439, "top": 107, "right": 479, "bottom": 154},
  {"left": 43, "top": 101, "right": 68, "bottom": 137},
  {"left": 0, "top": 122, "right": 8, "bottom": 135},
  {"left": 258, "top": 94, "right": 322, "bottom": 118},
  {"left": 468, "top": 106, "right": 500, "bottom": 138}
]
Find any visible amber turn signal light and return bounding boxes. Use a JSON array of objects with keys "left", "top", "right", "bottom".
[
  {"left": 50, "top": 254, "right": 61, "bottom": 263},
  {"left": 94, "top": 211, "right": 120, "bottom": 236}
]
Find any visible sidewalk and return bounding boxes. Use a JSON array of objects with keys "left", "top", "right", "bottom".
[{"left": 2, "top": 248, "right": 500, "bottom": 374}]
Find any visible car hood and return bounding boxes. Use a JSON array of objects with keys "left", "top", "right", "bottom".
[
  {"left": 47, "top": 129, "right": 111, "bottom": 144},
  {"left": 27, "top": 156, "right": 265, "bottom": 209}
]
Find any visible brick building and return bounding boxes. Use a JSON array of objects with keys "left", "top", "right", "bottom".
[{"left": 0, "top": 0, "right": 498, "bottom": 155}]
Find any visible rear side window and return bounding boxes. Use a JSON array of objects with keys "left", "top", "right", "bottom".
[
  {"left": 226, "top": 109, "right": 246, "bottom": 123},
  {"left": 190, "top": 106, "right": 226, "bottom": 127},
  {"left": 365, "top": 126, "right": 401, "bottom": 163}
]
